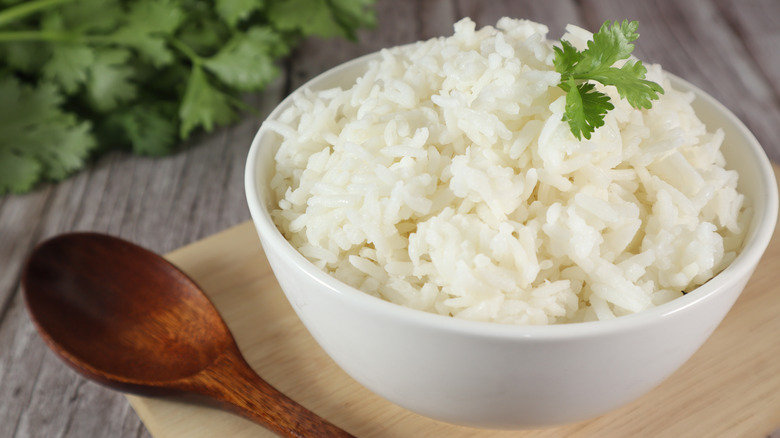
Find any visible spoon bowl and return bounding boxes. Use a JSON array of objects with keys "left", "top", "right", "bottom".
[{"left": 23, "top": 232, "right": 352, "bottom": 437}]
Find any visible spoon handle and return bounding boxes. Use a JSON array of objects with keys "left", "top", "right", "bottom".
[{"left": 184, "top": 346, "right": 355, "bottom": 438}]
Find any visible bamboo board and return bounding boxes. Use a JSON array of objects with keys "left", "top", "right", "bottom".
[{"left": 127, "top": 167, "right": 780, "bottom": 438}]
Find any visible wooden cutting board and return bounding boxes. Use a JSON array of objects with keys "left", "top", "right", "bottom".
[{"left": 127, "top": 167, "right": 780, "bottom": 438}]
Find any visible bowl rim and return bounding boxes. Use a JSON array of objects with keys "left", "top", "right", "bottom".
[{"left": 245, "top": 49, "right": 778, "bottom": 340}]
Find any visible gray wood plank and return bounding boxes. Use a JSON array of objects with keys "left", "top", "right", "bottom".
[
  {"left": 0, "top": 189, "right": 52, "bottom": 308},
  {"left": 714, "top": 0, "right": 780, "bottom": 96}
]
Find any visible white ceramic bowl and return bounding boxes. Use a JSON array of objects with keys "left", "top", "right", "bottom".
[{"left": 245, "top": 51, "right": 778, "bottom": 429}]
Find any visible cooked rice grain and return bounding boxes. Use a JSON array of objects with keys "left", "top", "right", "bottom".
[{"left": 268, "top": 18, "right": 749, "bottom": 324}]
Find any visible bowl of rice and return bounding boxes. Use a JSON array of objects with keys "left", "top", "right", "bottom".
[{"left": 245, "top": 18, "right": 778, "bottom": 428}]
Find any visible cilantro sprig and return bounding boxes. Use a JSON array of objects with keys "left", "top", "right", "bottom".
[
  {"left": 0, "top": 0, "right": 376, "bottom": 195},
  {"left": 554, "top": 20, "right": 664, "bottom": 140}
]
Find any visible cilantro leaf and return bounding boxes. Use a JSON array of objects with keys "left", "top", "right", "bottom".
[
  {"left": 216, "top": 0, "right": 265, "bottom": 28},
  {"left": 41, "top": 43, "right": 95, "bottom": 93},
  {"left": 552, "top": 40, "right": 579, "bottom": 77},
  {"left": 268, "top": 0, "right": 349, "bottom": 38},
  {"left": 86, "top": 48, "right": 137, "bottom": 110},
  {"left": 179, "top": 66, "right": 238, "bottom": 138},
  {"left": 0, "top": 148, "right": 41, "bottom": 194},
  {"left": 590, "top": 59, "right": 664, "bottom": 109},
  {"left": 554, "top": 20, "right": 663, "bottom": 140},
  {"left": 0, "top": 40, "right": 49, "bottom": 73},
  {"left": 174, "top": 2, "right": 231, "bottom": 57},
  {"left": 203, "top": 26, "right": 286, "bottom": 91},
  {"left": 574, "top": 19, "right": 638, "bottom": 75},
  {"left": 109, "top": 0, "right": 184, "bottom": 67},
  {"left": 43, "top": 114, "right": 96, "bottom": 180},
  {"left": 268, "top": 0, "right": 375, "bottom": 40},
  {"left": 328, "top": 0, "right": 377, "bottom": 40},
  {"left": 121, "top": 107, "right": 178, "bottom": 156},
  {"left": 100, "top": 104, "right": 178, "bottom": 156},
  {"left": 0, "top": 0, "right": 377, "bottom": 194},
  {"left": 0, "top": 75, "right": 96, "bottom": 193},
  {"left": 561, "top": 80, "right": 614, "bottom": 141},
  {"left": 55, "top": 0, "right": 123, "bottom": 35}
]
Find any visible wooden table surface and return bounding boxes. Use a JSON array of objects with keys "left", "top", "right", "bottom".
[{"left": 1, "top": 1, "right": 778, "bottom": 437}]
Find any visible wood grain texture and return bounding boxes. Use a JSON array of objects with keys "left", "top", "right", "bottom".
[{"left": 1, "top": 0, "right": 778, "bottom": 437}]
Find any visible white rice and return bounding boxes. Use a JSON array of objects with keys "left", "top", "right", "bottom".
[{"left": 268, "top": 17, "right": 750, "bottom": 325}]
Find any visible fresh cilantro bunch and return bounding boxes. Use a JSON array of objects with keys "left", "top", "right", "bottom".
[
  {"left": 554, "top": 20, "right": 664, "bottom": 140},
  {"left": 0, "top": 0, "right": 375, "bottom": 194}
]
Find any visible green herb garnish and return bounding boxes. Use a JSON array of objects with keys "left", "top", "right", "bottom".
[
  {"left": 0, "top": 0, "right": 376, "bottom": 195},
  {"left": 554, "top": 20, "right": 664, "bottom": 140}
]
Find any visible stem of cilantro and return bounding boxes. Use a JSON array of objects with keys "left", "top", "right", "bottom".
[
  {"left": 0, "top": 31, "right": 75, "bottom": 43},
  {"left": 0, "top": 0, "right": 74, "bottom": 28},
  {"left": 168, "top": 36, "right": 259, "bottom": 118},
  {"left": 0, "top": 31, "right": 122, "bottom": 44},
  {"left": 168, "top": 38, "right": 203, "bottom": 66},
  {"left": 167, "top": 37, "right": 256, "bottom": 114}
]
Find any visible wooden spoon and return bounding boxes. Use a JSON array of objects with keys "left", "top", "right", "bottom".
[{"left": 22, "top": 232, "right": 353, "bottom": 438}]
